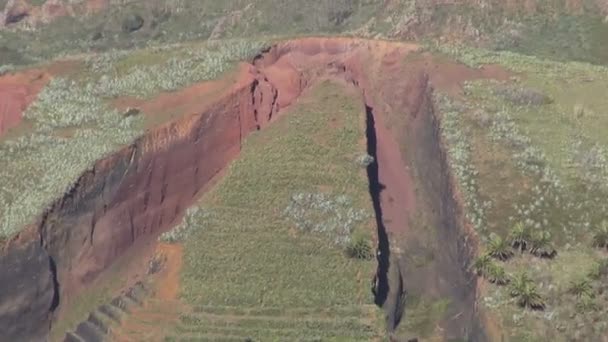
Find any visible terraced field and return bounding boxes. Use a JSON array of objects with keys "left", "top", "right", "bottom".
[{"left": 112, "top": 80, "right": 381, "bottom": 341}]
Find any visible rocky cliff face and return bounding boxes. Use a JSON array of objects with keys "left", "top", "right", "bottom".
[
  {"left": 0, "top": 38, "right": 504, "bottom": 340},
  {"left": 0, "top": 62, "right": 278, "bottom": 341}
]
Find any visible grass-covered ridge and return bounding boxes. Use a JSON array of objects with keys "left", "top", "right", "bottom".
[
  {"left": 0, "top": 39, "right": 265, "bottom": 239},
  {"left": 435, "top": 44, "right": 608, "bottom": 340},
  {"left": 160, "top": 80, "right": 381, "bottom": 340}
]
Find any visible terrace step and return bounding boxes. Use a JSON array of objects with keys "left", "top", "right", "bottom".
[{"left": 63, "top": 280, "right": 154, "bottom": 342}]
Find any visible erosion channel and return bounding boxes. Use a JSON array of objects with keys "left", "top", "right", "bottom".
[{"left": 0, "top": 38, "right": 492, "bottom": 341}]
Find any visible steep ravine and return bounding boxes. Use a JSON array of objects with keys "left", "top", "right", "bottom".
[
  {"left": 0, "top": 64, "right": 280, "bottom": 341},
  {"left": 0, "top": 38, "right": 486, "bottom": 341}
]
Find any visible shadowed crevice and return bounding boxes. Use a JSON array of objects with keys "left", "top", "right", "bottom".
[{"left": 365, "top": 104, "right": 390, "bottom": 307}]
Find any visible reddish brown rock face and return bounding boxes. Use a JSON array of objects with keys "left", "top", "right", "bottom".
[{"left": 0, "top": 38, "right": 511, "bottom": 341}]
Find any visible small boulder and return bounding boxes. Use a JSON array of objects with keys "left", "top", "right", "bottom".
[
  {"left": 123, "top": 107, "right": 141, "bottom": 118},
  {"left": 122, "top": 13, "right": 144, "bottom": 33}
]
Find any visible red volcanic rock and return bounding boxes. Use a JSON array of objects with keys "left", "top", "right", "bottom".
[{"left": 0, "top": 37, "right": 514, "bottom": 341}]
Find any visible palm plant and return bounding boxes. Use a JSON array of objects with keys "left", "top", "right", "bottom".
[
  {"left": 509, "top": 272, "right": 545, "bottom": 310},
  {"left": 588, "top": 259, "right": 608, "bottom": 280},
  {"left": 592, "top": 221, "right": 608, "bottom": 249},
  {"left": 345, "top": 235, "right": 374, "bottom": 260},
  {"left": 473, "top": 254, "right": 493, "bottom": 276},
  {"left": 486, "top": 263, "right": 510, "bottom": 285},
  {"left": 568, "top": 278, "right": 594, "bottom": 299},
  {"left": 576, "top": 294, "right": 598, "bottom": 312},
  {"left": 530, "top": 230, "right": 557, "bottom": 258},
  {"left": 473, "top": 255, "right": 509, "bottom": 285},
  {"left": 508, "top": 222, "right": 531, "bottom": 252},
  {"left": 487, "top": 233, "right": 514, "bottom": 261}
]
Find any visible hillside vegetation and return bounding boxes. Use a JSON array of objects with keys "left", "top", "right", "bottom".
[
  {"left": 2, "top": 0, "right": 608, "bottom": 67},
  {"left": 158, "top": 81, "right": 381, "bottom": 341},
  {"left": 432, "top": 46, "right": 608, "bottom": 341}
]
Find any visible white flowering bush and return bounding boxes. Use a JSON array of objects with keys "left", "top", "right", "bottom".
[
  {"left": 93, "top": 40, "right": 267, "bottom": 98},
  {"left": 283, "top": 192, "right": 369, "bottom": 246},
  {"left": 0, "top": 64, "right": 14, "bottom": 75},
  {"left": 569, "top": 141, "right": 608, "bottom": 191},
  {"left": 436, "top": 93, "right": 489, "bottom": 234},
  {"left": 24, "top": 79, "right": 105, "bottom": 129},
  {"left": 159, "top": 207, "right": 211, "bottom": 243},
  {"left": 0, "top": 79, "right": 143, "bottom": 238},
  {"left": 354, "top": 153, "right": 374, "bottom": 168}
]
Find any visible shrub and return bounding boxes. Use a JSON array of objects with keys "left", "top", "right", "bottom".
[
  {"left": 355, "top": 153, "right": 374, "bottom": 168},
  {"left": 473, "top": 254, "right": 493, "bottom": 276},
  {"left": 474, "top": 254, "right": 509, "bottom": 285},
  {"left": 486, "top": 263, "right": 510, "bottom": 285},
  {"left": 588, "top": 259, "right": 608, "bottom": 280},
  {"left": 529, "top": 230, "right": 556, "bottom": 259},
  {"left": 568, "top": 278, "right": 594, "bottom": 299},
  {"left": 122, "top": 13, "right": 145, "bottom": 33},
  {"left": 487, "top": 233, "right": 514, "bottom": 261},
  {"left": 283, "top": 192, "right": 369, "bottom": 247},
  {"left": 509, "top": 273, "right": 545, "bottom": 310},
  {"left": 508, "top": 222, "right": 530, "bottom": 252},
  {"left": 345, "top": 235, "right": 374, "bottom": 260},
  {"left": 591, "top": 221, "right": 608, "bottom": 249},
  {"left": 576, "top": 294, "right": 598, "bottom": 312}
]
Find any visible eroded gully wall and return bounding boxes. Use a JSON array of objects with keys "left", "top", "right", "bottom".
[
  {"left": 0, "top": 65, "right": 278, "bottom": 341},
  {"left": 0, "top": 38, "right": 483, "bottom": 341},
  {"left": 396, "top": 72, "right": 484, "bottom": 340}
]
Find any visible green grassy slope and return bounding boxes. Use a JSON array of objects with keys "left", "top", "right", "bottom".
[
  {"left": 2, "top": 0, "right": 608, "bottom": 66},
  {"left": 434, "top": 46, "right": 608, "bottom": 341},
  {"left": 159, "top": 81, "right": 382, "bottom": 341}
]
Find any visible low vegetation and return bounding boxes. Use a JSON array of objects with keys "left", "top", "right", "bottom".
[
  {"left": 89, "top": 40, "right": 266, "bottom": 98},
  {"left": 0, "top": 39, "right": 265, "bottom": 239},
  {"left": 437, "top": 43, "right": 608, "bottom": 339},
  {"left": 159, "top": 81, "right": 381, "bottom": 340}
]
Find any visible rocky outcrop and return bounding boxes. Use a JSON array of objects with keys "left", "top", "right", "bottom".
[
  {"left": 0, "top": 38, "right": 508, "bottom": 341},
  {"left": 0, "top": 63, "right": 278, "bottom": 341}
]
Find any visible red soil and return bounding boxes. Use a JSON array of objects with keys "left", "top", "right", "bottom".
[
  {"left": 0, "top": 69, "right": 48, "bottom": 136},
  {"left": 0, "top": 37, "right": 514, "bottom": 341},
  {"left": 111, "top": 243, "right": 184, "bottom": 342}
]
